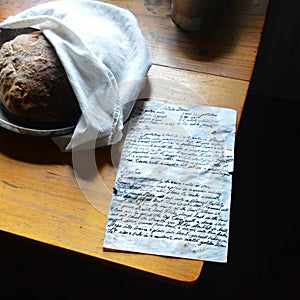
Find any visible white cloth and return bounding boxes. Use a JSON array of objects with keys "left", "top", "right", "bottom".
[{"left": 0, "top": 0, "right": 152, "bottom": 151}]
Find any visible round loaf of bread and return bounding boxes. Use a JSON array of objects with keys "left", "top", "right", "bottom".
[{"left": 0, "top": 30, "right": 81, "bottom": 129}]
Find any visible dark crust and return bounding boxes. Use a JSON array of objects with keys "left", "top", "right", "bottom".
[{"left": 0, "top": 30, "right": 81, "bottom": 129}]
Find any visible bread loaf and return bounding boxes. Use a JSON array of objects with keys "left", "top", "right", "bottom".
[{"left": 0, "top": 30, "right": 81, "bottom": 129}]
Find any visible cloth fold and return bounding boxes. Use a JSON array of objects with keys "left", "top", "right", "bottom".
[{"left": 0, "top": 0, "right": 152, "bottom": 151}]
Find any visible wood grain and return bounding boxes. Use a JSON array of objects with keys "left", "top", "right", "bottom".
[
  {"left": 1, "top": 0, "right": 268, "bottom": 80},
  {"left": 0, "top": 0, "right": 268, "bottom": 282}
]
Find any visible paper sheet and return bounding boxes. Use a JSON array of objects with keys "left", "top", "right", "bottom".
[{"left": 103, "top": 101, "right": 237, "bottom": 262}]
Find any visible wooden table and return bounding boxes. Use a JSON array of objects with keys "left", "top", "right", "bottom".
[{"left": 0, "top": 0, "right": 268, "bottom": 283}]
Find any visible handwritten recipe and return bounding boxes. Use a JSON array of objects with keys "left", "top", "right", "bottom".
[{"left": 103, "top": 101, "right": 237, "bottom": 262}]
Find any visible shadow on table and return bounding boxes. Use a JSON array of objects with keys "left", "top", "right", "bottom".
[{"left": 0, "top": 126, "right": 115, "bottom": 178}]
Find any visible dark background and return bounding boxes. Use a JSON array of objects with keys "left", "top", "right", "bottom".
[{"left": 1, "top": 0, "right": 300, "bottom": 298}]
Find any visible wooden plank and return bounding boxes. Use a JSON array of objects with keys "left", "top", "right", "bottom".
[
  {"left": 0, "top": 0, "right": 268, "bottom": 80},
  {"left": 104, "top": 0, "right": 268, "bottom": 80},
  {"left": 146, "top": 65, "right": 249, "bottom": 125}
]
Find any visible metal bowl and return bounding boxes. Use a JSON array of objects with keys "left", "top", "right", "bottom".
[{"left": 0, "top": 104, "right": 75, "bottom": 137}]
